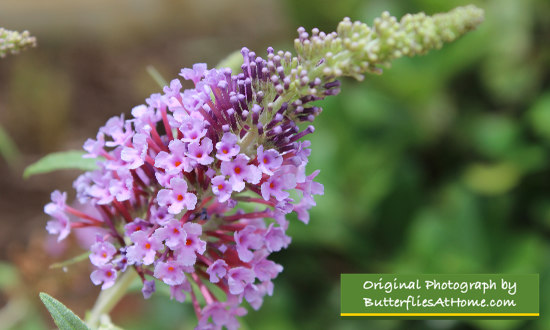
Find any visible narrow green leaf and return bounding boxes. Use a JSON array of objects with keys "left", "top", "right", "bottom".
[
  {"left": 0, "top": 124, "right": 21, "bottom": 167},
  {"left": 146, "top": 65, "right": 168, "bottom": 88},
  {"left": 23, "top": 150, "right": 100, "bottom": 179},
  {"left": 49, "top": 251, "right": 91, "bottom": 269},
  {"left": 39, "top": 292, "right": 89, "bottom": 330}
]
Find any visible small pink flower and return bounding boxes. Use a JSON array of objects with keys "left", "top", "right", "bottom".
[
  {"left": 91, "top": 265, "right": 117, "bottom": 290},
  {"left": 206, "top": 259, "right": 228, "bottom": 283},
  {"left": 175, "top": 222, "right": 206, "bottom": 266},
  {"left": 187, "top": 137, "right": 214, "bottom": 165},
  {"left": 179, "top": 116, "right": 207, "bottom": 143},
  {"left": 89, "top": 237, "right": 117, "bottom": 266},
  {"left": 234, "top": 226, "right": 263, "bottom": 263},
  {"left": 155, "top": 139, "right": 194, "bottom": 174},
  {"left": 126, "top": 230, "right": 163, "bottom": 265},
  {"left": 227, "top": 267, "right": 255, "bottom": 295},
  {"left": 154, "top": 219, "right": 187, "bottom": 249},
  {"left": 211, "top": 175, "right": 232, "bottom": 202},
  {"left": 215, "top": 133, "right": 240, "bottom": 161},
  {"left": 256, "top": 145, "right": 282, "bottom": 175},
  {"left": 157, "top": 177, "right": 197, "bottom": 214},
  {"left": 220, "top": 154, "right": 261, "bottom": 192},
  {"left": 154, "top": 260, "right": 185, "bottom": 286},
  {"left": 121, "top": 134, "right": 148, "bottom": 169},
  {"left": 180, "top": 63, "right": 207, "bottom": 85}
]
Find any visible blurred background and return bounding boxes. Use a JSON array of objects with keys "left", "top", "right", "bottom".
[{"left": 1, "top": 0, "right": 549, "bottom": 329}]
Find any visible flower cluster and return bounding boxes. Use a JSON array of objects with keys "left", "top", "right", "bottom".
[
  {"left": 0, "top": 27, "right": 36, "bottom": 58},
  {"left": 46, "top": 47, "right": 329, "bottom": 328},
  {"left": 43, "top": 6, "right": 484, "bottom": 329}
]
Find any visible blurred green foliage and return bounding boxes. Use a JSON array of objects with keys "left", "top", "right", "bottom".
[{"left": 240, "top": 0, "right": 549, "bottom": 329}]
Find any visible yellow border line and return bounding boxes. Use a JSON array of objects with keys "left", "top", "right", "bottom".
[{"left": 341, "top": 313, "right": 539, "bottom": 317}]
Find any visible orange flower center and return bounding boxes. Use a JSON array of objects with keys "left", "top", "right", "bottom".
[
  {"left": 185, "top": 239, "right": 192, "bottom": 246},
  {"left": 234, "top": 167, "right": 241, "bottom": 174},
  {"left": 177, "top": 194, "right": 184, "bottom": 201},
  {"left": 175, "top": 161, "right": 182, "bottom": 167},
  {"left": 145, "top": 242, "right": 151, "bottom": 249}
]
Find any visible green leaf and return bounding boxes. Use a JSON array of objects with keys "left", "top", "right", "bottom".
[
  {"left": 146, "top": 65, "right": 168, "bottom": 88},
  {"left": 49, "top": 251, "right": 91, "bottom": 269},
  {"left": 39, "top": 292, "right": 89, "bottom": 330},
  {"left": 0, "top": 124, "right": 21, "bottom": 167},
  {"left": 23, "top": 150, "right": 100, "bottom": 179},
  {"left": 0, "top": 261, "right": 19, "bottom": 288},
  {"left": 216, "top": 50, "right": 243, "bottom": 72}
]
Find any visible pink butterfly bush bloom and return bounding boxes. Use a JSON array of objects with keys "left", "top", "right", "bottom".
[{"left": 44, "top": 46, "right": 332, "bottom": 329}]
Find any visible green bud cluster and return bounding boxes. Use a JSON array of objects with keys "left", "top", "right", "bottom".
[
  {"left": 0, "top": 28, "right": 37, "bottom": 58},
  {"left": 295, "top": 5, "right": 484, "bottom": 81},
  {"left": 262, "top": 5, "right": 484, "bottom": 117}
]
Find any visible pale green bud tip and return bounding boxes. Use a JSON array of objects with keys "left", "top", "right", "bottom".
[
  {"left": 0, "top": 28, "right": 37, "bottom": 58},
  {"left": 295, "top": 5, "right": 485, "bottom": 80}
]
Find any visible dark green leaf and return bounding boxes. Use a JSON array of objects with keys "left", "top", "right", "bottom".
[{"left": 39, "top": 292, "right": 89, "bottom": 330}]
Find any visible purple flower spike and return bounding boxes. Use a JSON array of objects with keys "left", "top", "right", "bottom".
[
  {"left": 215, "top": 133, "right": 240, "bottom": 161},
  {"left": 91, "top": 265, "right": 117, "bottom": 290},
  {"left": 43, "top": 43, "right": 330, "bottom": 329},
  {"left": 157, "top": 177, "right": 197, "bottom": 214}
]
